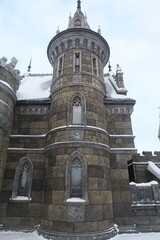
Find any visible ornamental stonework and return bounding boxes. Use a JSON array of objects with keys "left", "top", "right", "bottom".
[
  {"left": 15, "top": 106, "right": 49, "bottom": 115},
  {"left": 70, "top": 130, "right": 84, "bottom": 141},
  {"left": 67, "top": 205, "right": 85, "bottom": 222},
  {"left": 0, "top": 100, "right": 12, "bottom": 131}
]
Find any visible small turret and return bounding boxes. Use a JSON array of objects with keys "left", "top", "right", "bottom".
[
  {"left": 68, "top": 0, "right": 90, "bottom": 29},
  {"left": 115, "top": 64, "right": 125, "bottom": 89}
]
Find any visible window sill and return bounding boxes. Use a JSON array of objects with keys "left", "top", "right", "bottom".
[
  {"left": 10, "top": 196, "right": 32, "bottom": 203},
  {"left": 64, "top": 198, "right": 89, "bottom": 205}
]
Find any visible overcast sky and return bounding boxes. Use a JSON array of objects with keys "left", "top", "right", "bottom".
[{"left": 0, "top": 0, "right": 160, "bottom": 153}]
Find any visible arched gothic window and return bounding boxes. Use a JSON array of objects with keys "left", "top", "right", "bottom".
[
  {"left": 75, "top": 19, "right": 81, "bottom": 27},
  {"left": 10, "top": 157, "right": 33, "bottom": 201},
  {"left": 70, "top": 158, "right": 82, "bottom": 197},
  {"left": 75, "top": 38, "right": 80, "bottom": 47},
  {"left": 72, "top": 96, "right": 82, "bottom": 124},
  {"left": 83, "top": 38, "right": 88, "bottom": 48},
  {"left": 68, "top": 92, "right": 86, "bottom": 126},
  {"left": 65, "top": 151, "right": 88, "bottom": 202}
]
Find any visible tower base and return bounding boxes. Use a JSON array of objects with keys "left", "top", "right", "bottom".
[{"left": 38, "top": 227, "right": 117, "bottom": 240}]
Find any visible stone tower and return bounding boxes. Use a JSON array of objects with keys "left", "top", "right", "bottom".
[
  {"left": 40, "top": 1, "right": 115, "bottom": 238},
  {"left": 0, "top": 57, "right": 21, "bottom": 189}
]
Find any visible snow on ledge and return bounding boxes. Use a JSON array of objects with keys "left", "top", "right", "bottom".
[
  {"left": 66, "top": 198, "right": 86, "bottom": 203},
  {"left": 147, "top": 161, "right": 160, "bottom": 180},
  {"left": 130, "top": 181, "right": 158, "bottom": 187},
  {"left": 11, "top": 196, "right": 32, "bottom": 201}
]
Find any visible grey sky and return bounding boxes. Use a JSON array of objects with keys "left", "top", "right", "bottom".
[{"left": 0, "top": 0, "right": 160, "bottom": 153}]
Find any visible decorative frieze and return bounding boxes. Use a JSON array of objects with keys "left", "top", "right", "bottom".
[
  {"left": 106, "top": 106, "right": 133, "bottom": 115},
  {"left": 15, "top": 106, "right": 49, "bottom": 115}
]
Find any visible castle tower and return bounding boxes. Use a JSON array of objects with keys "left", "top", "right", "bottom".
[
  {"left": 0, "top": 57, "right": 21, "bottom": 189},
  {"left": 40, "top": 1, "right": 115, "bottom": 238}
]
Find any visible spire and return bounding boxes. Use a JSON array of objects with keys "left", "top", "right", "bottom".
[
  {"left": 27, "top": 57, "right": 32, "bottom": 72},
  {"left": 77, "top": 0, "right": 81, "bottom": 10}
]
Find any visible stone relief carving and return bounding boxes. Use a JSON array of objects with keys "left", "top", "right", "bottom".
[
  {"left": 70, "top": 130, "right": 84, "bottom": 141},
  {"left": 67, "top": 205, "right": 85, "bottom": 222},
  {"left": 0, "top": 100, "right": 12, "bottom": 131}
]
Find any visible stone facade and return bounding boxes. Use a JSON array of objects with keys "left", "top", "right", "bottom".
[{"left": 0, "top": 1, "right": 160, "bottom": 239}]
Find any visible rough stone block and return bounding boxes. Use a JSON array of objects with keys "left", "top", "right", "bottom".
[
  {"left": 7, "top": 203, "right": 28, "bottom": 217},
  {"left": 52, "top": 191, "right": 64, "bottom": 204},
  {"left": 74, "top": 221, "right": 98, "bottom": 233},
  {"left": 28, "top": 203, "right": 41, "bottom": 217},
  {"left": 85, "top": 204, "right": 102, "bottom": 221},
  {"left": 112, "top": 191, "right": 131, "bottom": 203},
  {"left": 48, "top": 204, "right": 66, "bottom": 221},
  {"left": 89, "top": 191, "right": 106, "bottom": 204}
]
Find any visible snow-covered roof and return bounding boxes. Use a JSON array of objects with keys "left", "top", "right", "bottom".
[
  {"left": 104, "top": 72, "right": 128, "bottom": 99},
  {"left": 16, "top": 74, "right": 52, "bottom": 100},
  {"left": 147, "top": 161, "right": 160, "bottom": 180}
]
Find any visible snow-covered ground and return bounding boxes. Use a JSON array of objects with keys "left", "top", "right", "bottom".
[{"left": 1, "top": 231, "right": 160, "bottom": 240}]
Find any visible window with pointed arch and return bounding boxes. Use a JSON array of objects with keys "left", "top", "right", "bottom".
[
  {"left": 69, "top": 93, "right": 86, "bottom": 125},
  {"left": 10, "top": 157, "right": 33, "bottom": 202},
  {"left": 65, "top": 151, "right": 88, "bottom": 202}
]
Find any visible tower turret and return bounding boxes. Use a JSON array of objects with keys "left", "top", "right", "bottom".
[
  {"left": 0, "top": 56, "right": 21, "bottom": 189},
  {"left": 40, "top": 2, "right": 115, "bottom": 239}
]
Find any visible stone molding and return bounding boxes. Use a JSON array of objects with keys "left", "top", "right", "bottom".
[
  {"left": 51, "top": 80, "right": 105, "bottom": 96},
  {"left": 0, "top": 100, "right": 12, "bottom": 131},
  {"left": 38, "top": 227, "right": 117, "bottom": 240},
  {"left": 45, "top": 141, "right": 111, "bottom": 153}
]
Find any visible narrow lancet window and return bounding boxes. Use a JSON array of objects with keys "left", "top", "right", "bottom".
[
  {"left": 11, "top": 157, "right": 33, "bottom": 201},
  {"left": 74, "top": 52, "right": 81, "bottom": 72},
  {"left": 70, "top": 158, "right": 82, "bottom": 197},
  {"left": 93, "top": 58, "right": 97, "bottom": 75},
  {"left": 18, "top": 162, "right": 30, "bottom": 196},
  {"left": 72, "top": 96, "right": 82, "bottom": 124},
  {"left": 58, "top": 56, "right": 63, "bottom": 76}
]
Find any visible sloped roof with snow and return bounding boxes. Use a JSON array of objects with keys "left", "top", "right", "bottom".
[
  {"left": 16, "top": 74, "right": 52, "bottom": 100},
  {"left": 104, "top": 72, "right": 128, "bottom": 100}
]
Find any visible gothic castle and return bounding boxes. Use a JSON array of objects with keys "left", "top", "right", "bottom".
[{"left": 0, "top": 1, "right": 160, "bottom": 239}]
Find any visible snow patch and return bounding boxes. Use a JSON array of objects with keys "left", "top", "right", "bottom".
[
  {"left": 17, "top": 75, "right": 52, "bottom": 100},
  {"left": 147, "top": 161, "right": 160, "bottom": 180},
  {"left": 11, "top": 196, "right": 32, "bottom": 201},
  {"left": 130, "top": 181, "right": 158, "bottom": 187},
  {"left": 66, "top": 198, "right": 86, "bottom": 203}
]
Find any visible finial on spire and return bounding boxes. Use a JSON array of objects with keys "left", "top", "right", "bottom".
[
  {"left": 27, "top": 57, "right": 32, "bottom": 72},
  {"left": 77, "top": 0, "right": 81, "bottom": 10},
  {"left": 56, "top": 27, "right": 60, "bottom": 34},
  {"left": 116, "top": 64, "right": 122, "bottom": 72},
  {"left": 108, "top": 62, "right": 112, "bottom": 72},
  {"left": 98, "top": 26, "right": 101, "bottom": 35}
]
